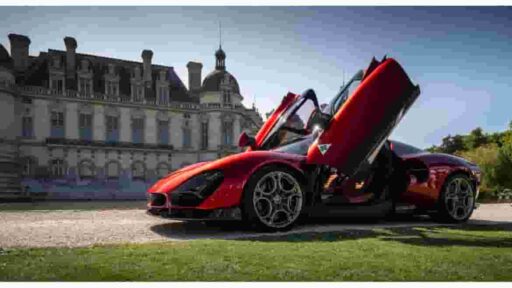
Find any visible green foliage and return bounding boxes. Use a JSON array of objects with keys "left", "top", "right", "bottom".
[
  {"left": 436, "top": 122, "right": 512, "bottom": 199},
  {"left": 463, "top": 127, "right": 487, "bottom": 150},
  {"left": 439, "top": 134, "right": 465, "bottom": 154},
  {"left": 456, "top": 144, "right": 498, "bottom": 193}
]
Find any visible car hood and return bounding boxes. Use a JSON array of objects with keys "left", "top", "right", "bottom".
[{"left": 148, "top": 151, "right": 305, "bottom": 194}]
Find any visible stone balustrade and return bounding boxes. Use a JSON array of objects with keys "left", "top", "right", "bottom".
[{"left": 2, "top": 82, "right": 255, "bottom": 113}]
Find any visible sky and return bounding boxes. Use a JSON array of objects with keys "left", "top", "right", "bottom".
[{"left": 1, "top": 6, "right": 511, "bottom": 148}]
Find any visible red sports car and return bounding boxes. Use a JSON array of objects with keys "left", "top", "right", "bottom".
[{"left": 147, "top": 57, "right": 481, "bottom": 231}]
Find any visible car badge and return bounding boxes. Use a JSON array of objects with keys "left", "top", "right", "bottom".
[{"left": 318, "top": 144, "right": 331, "bottom": 156}]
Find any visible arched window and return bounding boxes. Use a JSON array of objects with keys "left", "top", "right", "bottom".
[
  {"left": 106, "top": 161, "right": 120, "bottom": 179},
  {"left": 50, "top": 159, "right": 66, "bottom": 178},
  {"left": 132, "top": 161, "right": 146, "bottom": 180},
  {"left": 157, "top": 162, "right": 169, "bottom": 178},
  {"left": 78, "top": 160, "right": 95, "bottom": 179}
]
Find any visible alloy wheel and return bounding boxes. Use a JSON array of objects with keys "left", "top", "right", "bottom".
[
  {"left": 252, "top": 171, "right": 303, "bottom": 229},
  {"left": 444, "top": 176, "right": 475, "bottom": 221}
]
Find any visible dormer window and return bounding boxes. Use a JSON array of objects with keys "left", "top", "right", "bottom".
[
  {"left": 50, "top": 78, "right": 64, "bottom": 93},
  {"left": 158, "top": 86, "right": 168, "bottom": 105},
  {"left": 80, "top": 60, "right": 90, "bottom": 72},
  {"left": 159, "top": 70, "right": 166, "bottom": 81},
  {"left": 106, "top": 80, "right": 119, "bottom": 96},
  {"left": 133, "top": 66, "right": 141, "bottom": 80},
  {"left": 53, "top": 56, "right": 61, "bottom": 69},
  {"left": 132, "top": 85, "right": 144, "bottom": 102},
  {"left": 78, "top": 77, "right": 92, "bottom": 96},
  {"left": 108, "top": 63, "right": 115, "bottom": 75}
]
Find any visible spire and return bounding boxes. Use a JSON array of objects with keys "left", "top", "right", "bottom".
[{"left": 215, "top": 21, "right": 226, "bottom": 70}]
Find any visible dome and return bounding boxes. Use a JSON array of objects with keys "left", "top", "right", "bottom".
[{"left": 202, "top": 69, "right": 240, "bottom": 94}]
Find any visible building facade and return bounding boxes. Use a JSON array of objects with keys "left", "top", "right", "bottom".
[{"left": 0, "top": 34, "right": 263, "bottom": 200}]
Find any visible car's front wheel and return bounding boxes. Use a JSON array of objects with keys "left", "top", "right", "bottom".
[
  {"left": 242, "top": 166, "right": 305, "bottom": 231},
  {"left": 436, "top": 173, "right": 476, "bottom": 223}
]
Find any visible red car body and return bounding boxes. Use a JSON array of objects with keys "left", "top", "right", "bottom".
[{"left": 147, "top": 57, "right": 481, "bottom": 225}]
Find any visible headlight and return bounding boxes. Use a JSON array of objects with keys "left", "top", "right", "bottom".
[{"left": 170, "top": 170, "right": 224, "bottom": 206}]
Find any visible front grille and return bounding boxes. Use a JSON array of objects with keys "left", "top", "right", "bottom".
[
  {"left": 150, "top": 193, "right": 167, "bottom": 206},
  {"left": 170, "top": 192, "right": 203, "bottom": 207}
]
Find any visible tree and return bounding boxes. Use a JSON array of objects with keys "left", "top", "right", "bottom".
[
  {"left": 439, "top": 134, "right": 465, "bottom": 154},
  {"left": 457, "top": 143, "right": 499, "bottom": 193},
  {"left": 464, "top": 127, "right": 487, "bottom": 150}
]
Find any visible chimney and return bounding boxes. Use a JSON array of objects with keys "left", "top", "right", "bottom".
[
  {"left": 8, "top": 33, "right": 30, "bottom": 72},
  {"left": 141, "top": 49, "right": 153, "bottom": 82},
  {"left": 186, "top": 61, "right": 202, "bottom": 92},
  {"left": 64, "top": 36, "right": 77, "bottom": 80}
]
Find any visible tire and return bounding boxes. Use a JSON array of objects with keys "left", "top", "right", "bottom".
[
  {"left": 241, "top": 165, "right": 305, "bottom": 231},
  {"left": 435, "top": 173, "right": 476, "bottom": 223}
]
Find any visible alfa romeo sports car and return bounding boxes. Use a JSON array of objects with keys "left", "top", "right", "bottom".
[{"left": 147, "top": 57, "right": 481, "bottom": 231}]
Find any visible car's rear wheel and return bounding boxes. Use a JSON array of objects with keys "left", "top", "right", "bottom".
[
  {"left": 435, "top": 173, "right": 475, "bottom": 223},
  {"left": 242, "top": 166, "right": 305, "bottom": 231}
]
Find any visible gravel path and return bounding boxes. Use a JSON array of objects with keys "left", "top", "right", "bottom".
[{"left": 0, "top": 203, "right": 510, "bottom": 248}]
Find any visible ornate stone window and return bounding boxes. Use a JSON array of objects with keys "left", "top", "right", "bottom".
[
  {"left": 200, "top": 114, "right": 209, "bottom": 150},
  {"left": 78, "top": 159, "right": 95, "bottom": 179},
  {"left": 106, "top": 161, "right": 120, "bottom": 179},
  {"left": 157, "top": 69, "right": 169, "bottom": 105},
  {"left": 21, "top": 102, "right": 34, "bottom": 138},
  {"left": 132, "top": 161, "right": 146, "bottom": 180},
  {"left": 50, "top": 111, "right": 65, "bottom": 138},
  {"left": 78, "top": 76, "right": 93, "bottom": 96},
  {"left": 157, "top": 120, "right": 169, "bottom": 145},
  {"left": 49, "top": 55, "right": 65, "bottom": 93},
  {"left": 131, "top": 66, "right": 144, "bottom": 102},
  {"left": 131, "top": 108, "right": 145, "bottom": 144},
  {"left": 22, "top": 116, "right": 33, "bottom": 138},
  {"left": 222, "top": 90, "right": 232, "bottom": 105},
  {"left": 79, "top": 113, "right": 93, "bottom": 141},
  {"left": 105, "top": 106, "right": 120, "bottom": 143},
  {"left": 132, "top": 85, "right": 144, "bottom": 102},
  {"left": 158, "top": 86, "right": 169, "bottom": 105},
  {"left": 182, "top": 113, "right": 192, "bottom": 149},
  {"left": 132, "top": 118, "right": 144, "bottom": 144},
  {"left": 105, "top": 63, "right": 119, "bottom": 98},
  {"left": 49, "top": 159, "right": 66, "bottom": 178},
  {"left": 105, "top": 80, "right": 119, "bottom": 97},
  {"left": 78, "top": 59, "right": 93, "bottom": 97},
  {"left": 221, "top": 114, "right": 234, "bottom": 147},
  {"left": 21, "top": 157, "right": 36, "bottom": 177},
  {"left": 156, "top": 162, "right": 169, "bottom": 178}
]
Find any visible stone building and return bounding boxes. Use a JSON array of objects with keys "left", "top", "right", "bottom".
[{"left": 0, "top": 34, "right": 263, "bottom": 200}]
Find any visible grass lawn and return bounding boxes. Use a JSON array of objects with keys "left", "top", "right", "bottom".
[
  {"left": 1, "top": 224, "right": 511, "bottom": 281},
  {"left": 0, "top": 200, "right": 146, "bottom": 212}
]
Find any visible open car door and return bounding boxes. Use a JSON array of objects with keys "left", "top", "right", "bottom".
[
  {"left": 306, "top": 58, "right": 420, "bottom": 177},
  {"left": 252, "top": 90, "right": 320, "bottom": 151}
]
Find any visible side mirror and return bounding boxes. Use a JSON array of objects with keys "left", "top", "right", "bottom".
[{"left": 238, "top": 132, "right": 256, "bottom": 149}]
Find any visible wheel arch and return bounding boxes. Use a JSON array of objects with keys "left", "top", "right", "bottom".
[
  {"left": 242, "top": 161, "right": 308, "bottom": 194},
  {"left": 443, "top": 168, "right": 478, "bottom": 192}
]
